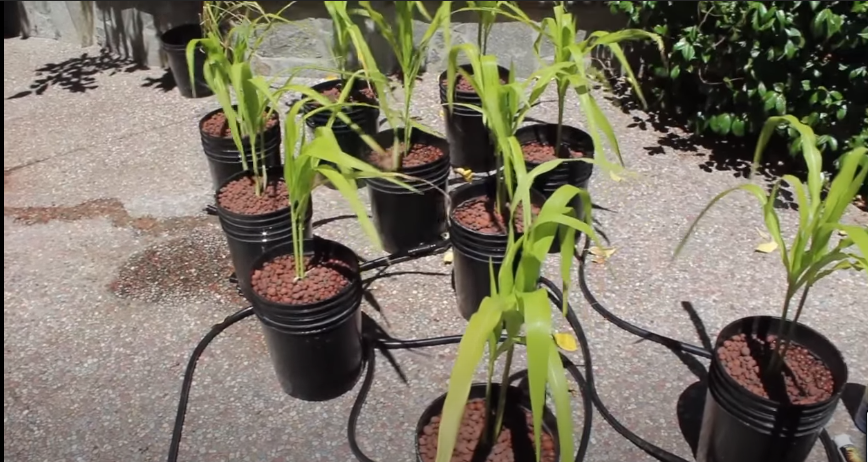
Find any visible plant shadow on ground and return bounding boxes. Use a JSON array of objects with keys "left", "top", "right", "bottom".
[
  {"left": 141, "top": 69, "right": 177, "bottom": 93},
  {"left": 670, "top": 301, "right": 713, "bottom": 457},
  {"left": 604, "top": 80, "right": 813, "bottom": 211},
  {"left": 6, "top": 48, "right": 148, "bottom": 99}
]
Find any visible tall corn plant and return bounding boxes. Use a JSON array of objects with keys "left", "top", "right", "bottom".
[
  {"left": 353, "top": 1, "right": 452, "bottom": 171},
  {"left": 480, "top": 1, "right": 663, "bottom": 176},
  {"left": 324, "top": 1, "right": 356, "bottom": 74},
  {"left": 436, "top": 181, "right": 603, "bottom": 462},
  {"left": 466, "top": 1, "right": 499, "bottom": 54},
  {"left": 253, "top": 71, "right": 413, "bottom": 278},
  {"left": 188, "top": 1, "right": 293, "bottom": 194},
  {"left": 675, "top": 115, "right": 867, "bottom": 371}
]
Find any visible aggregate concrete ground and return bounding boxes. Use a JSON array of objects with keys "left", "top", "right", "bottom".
[{"left": 4, "top": 37, "right": 867, "bottom": 462}]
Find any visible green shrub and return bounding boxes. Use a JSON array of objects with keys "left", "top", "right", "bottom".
[{"left": 609, "top": 1, "right": 868, "bottom": 162}]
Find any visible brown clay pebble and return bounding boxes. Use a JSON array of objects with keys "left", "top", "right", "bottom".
[
  {"left": 367, "top": 142, "right": 445, "bottom": 170},
  {"left": 252, "top": 255, "right": 351, "bottom": 304},
  {"left": 418, "top": 399, "right": 556, "bottom": 462},
  {"left": 521, "top": 141, "right": 584, "bottom": 163},
  {"left": 447, "top": 74, "right": 508, "bottom": 93},
  {"left": 217, "top": 177, "right": 289, "bottom": 215},
  {"left": 717, "top": 333, "right": 835, "bottom": 404},
  {"left": 452, "top": 196, "right": 540, "bottom": 235},
  {"left": 201, "top": 110, "right": 278, "bottom": 138},
  {"left": 317, "top": 83, "right": 375, "bottom": 105}
]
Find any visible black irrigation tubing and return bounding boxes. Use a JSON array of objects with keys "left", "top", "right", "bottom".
[{"left": 167, "top": 236, "right": 841, "bottom": 462}]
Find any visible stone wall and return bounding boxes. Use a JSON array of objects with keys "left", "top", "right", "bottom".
[{"left": 12, "top": 1, "right": 625, "bottom": 77}]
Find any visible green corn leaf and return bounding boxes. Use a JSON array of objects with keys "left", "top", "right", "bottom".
[
  {"left": 547, "top": 343, "right": 575, "bottom": 462},
  {"left": 781, "top": 174, "right": 811, "bottom": 271},
  {"left": 315, "top": 165, "right": 383, "bottom": 251},
  {"left": 819, "top": 148, "right": 868, "bottom": 232},
  {"left": 763, "top": 180, "right": 791, "bottom": 272},
  {"left": 558, "top": 224, "right": 578, "bottom": 315},
  {"left": 520, "top": 289, "right": 553, "bottom": 462},
  {"left": 838, "top": 225, "right": 868, "bottom": 283},
  {"left": 435, "top": 296, "right": 504, "bottom": 462}
]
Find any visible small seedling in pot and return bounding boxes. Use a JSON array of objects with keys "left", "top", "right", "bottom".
[
  {"left": 188, "top": 1, "right": 294, "bottom": 195},
  {"left": 434, "top": 181, "right": 604, "bottom": 462},
  {"left": 676, "top": 115, "right": 867, "bottom": 376},
  {"left": 354, "top": 0, "right": 452, "bottom": 171}
]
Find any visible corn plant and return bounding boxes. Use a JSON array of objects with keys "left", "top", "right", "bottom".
[
  {"left": 675, "top": 115, "right": 867, "bottom": 370},
  {"left": 436, "top": 181, "right": 603, "bottom": 462},
  {"left": 253, "top": 72, "right": 413, "bottom": 278},
  {"left": 465, "top": 1, "right": 499, "bottom": 54},
  {"left": 352, "top": 1, "right": 452, "bottom": 171},
  {"left": 445, "top": 43, "right": 572, "bottom": 224},
  {"left": 323, "top": 1, "right": 356, "bottom": 73},
  {"left": 188, "top": 1, "right": 293, "bottom": 194}
]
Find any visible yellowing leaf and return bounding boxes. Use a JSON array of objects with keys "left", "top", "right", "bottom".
[
  {"left": 454, "top": 168, "right": 474, "bottom": 183},
  {"left": 442, "top": 250, "right": 454, "bottom": 264},
  {"left": 589, "top": 246, "right": 616, "bottom": 264},
  {"left": 326, "top": 74, "right": 340, "bottom": 80},
  {"left": 553, "top": 332, "right": 578, "bottom": 352},
  {"left": 755, "top": 241, "right": 779, "bottom": 253},
  {"left": 439, "top": 109, "right": 445, "bottom": 119},
  {"left": 609, "top": 170, "right": 625, "bottom": 182}
]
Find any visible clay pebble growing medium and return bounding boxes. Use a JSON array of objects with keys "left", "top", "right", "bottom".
[
  {"left": 318, "top": 83, "right": 376, "bottom": 104},
  {"left": 453, "top": 197, "right": 540, "bottom": 235},
  {"left": 521, "top": 142, "right": 584, "bottom": 163},
  {"left": 201, "top": 110, "right": 279, "bottom": 138},
  {"left": 366, "top": 143, "right": 446, "bottom": 170},
  {"left": 418, "top": 399, "right": 556, "bottom": 462},
  {"left": 447, "top": 74, "right": 507, "bottom": 93},
  {"left": 252, "top": 255, "right": 351, "bottom": 305},
  {"left": 217, "top": 177, "right": 289, "bottom": 215},
  {"left": 718, "top": 334, "right": 835, "bottom": 404}
]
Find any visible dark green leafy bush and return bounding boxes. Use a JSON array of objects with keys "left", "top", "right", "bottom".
[{"left": 609, "top": 1, "right": 868, "bottom": 162}]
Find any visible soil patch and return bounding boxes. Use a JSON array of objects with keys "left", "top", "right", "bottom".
[
  {"left": 109, "top": 231, "right": 243, "bottom": 305},
  {"left": 217, "top": 177, "right": 289, "bottom": 215},
  {"left": 418, "top": 398, "right": 556, "bottom": 462},
  {"left": 201, "top": 110, "right": 279, "bottom": 138},
  {"left": 522, "top": 141, "right": 585, "bottom": 163},
  {"left": 367, "top": 142, "right": 445, "bottom": 170},
  {"left": 444, "top": 74, "right": 507, "bottom": 93},
  {"left": 453, "top": 196, "right": 540, "bottom": 235},
  {"left": 718, "top": 334, "right": 834, "bottom": 404},
  {"left": 252, "top": 255, "right": 352, "bottom": 305},
  {"left": 4, "top": 198, "right": 212, "bottom": 235}
]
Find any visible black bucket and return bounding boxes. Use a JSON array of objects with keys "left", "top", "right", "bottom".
[
  {"left": 438, "top": 64, "right": 509, "bottom": 173},
  {"left": 249, "top": 237, "right": 364, "bottom": 402},
  {"left": 302, "top": 79, "right": 379, "bottom": 159},
  {"left": 415, "top": 383, "right": 560, "bottom": 462},
  {"left": 696, "top": 316, "right": 848, "bottom": 462},
  {"left": 199, "top": 106, "right": 282, "bottom": 192},
  {"left": 449, "top": 179, "right": 542, "bottom": 319},
  {"left": 214, "top": 168, "right": 311, "bottom": 300},
  {"left": 366, "top": 128, "right": 451, "bottom": 254},
  {"left": 159, "top": 24, "right": 213, "bottom": 99},
  {"left": 4, "top": 1, "right": 20, "bottom": 38}
]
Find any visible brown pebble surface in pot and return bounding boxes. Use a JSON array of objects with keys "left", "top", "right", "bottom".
[
  {"left": 217, "top": 177, "right": 289, "bottom": 215},
  {"left": 452, "top": 197, "right": 540, "bottom": 235},
  {"left": 717, "top": 334, "right": 834, "bottom": 404},
  {"left": 366, "top": 142, "right": 446, "bottom": 170},
  {"left": 251, "top": 255, "right": 352, "bottom": 305},
  {"left": 418, "top": 399, "right": 556, "bottom": 462},
  {"left": 521, "top": 142, "right": 585, "bottom": 163},
  {"left": 201, "top": 110, "right": 279, "bottom": 138}
]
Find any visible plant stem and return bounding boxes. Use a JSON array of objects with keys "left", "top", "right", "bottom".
[
  {"left": 776, "top": 285, "right": 811, "bottom": 371},
  {"left": 555, "top": 80, "right": 567, "bottom": 157},
  {"left": 492, "top": 345, "right": 514, "bottom": 443},
  {"left": 478, "top": 19, "right": 484, "bottom": 54},
  {"left": 483, "top": 338, "right": 496, "bottom": 445}
]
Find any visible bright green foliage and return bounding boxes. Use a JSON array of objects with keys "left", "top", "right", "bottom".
[
  {"left": 609, "top": 1, "right": 868, "bottom": 161},
  {"left": 187, "top": 1, "right": 293, "bottom": 194},
  {"left": 466, "top": 1, "right": 499, "bottom": 53},
  {"left": 676, "top": 115, "right": 867, "bottom": 364},
  {"left": 354, "top": 1, "right": 452, "bottom": 170},
  {"left": 324, "top": 1, "right": 355, "bottom": 73},
  {"left": 436, "top": 181, "right": 603, "bottom": 462}
]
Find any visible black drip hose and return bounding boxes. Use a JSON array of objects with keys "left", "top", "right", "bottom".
[{"left": 167, "top": 237, "right": 842, "bottom": 462}]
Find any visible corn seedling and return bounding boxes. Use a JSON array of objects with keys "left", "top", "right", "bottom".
[
  {"left": 436, "top": 181, "right": 603, "bottom": 462},
  {"left": 324, "top": 1, "right": 356, "bottom": 74},
  {"left": 353, "top": 1, "right": 452, "bottom": 171},
  {"left": 675, "top": 115, "right": 868, "bottom": 372},
  {"left": 188, "top": 1, "right": 293, "bottom": 194}
]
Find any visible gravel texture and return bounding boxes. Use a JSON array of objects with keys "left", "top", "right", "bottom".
[{"left": 4, "top": 37, "right": 867, "bottom": 462}]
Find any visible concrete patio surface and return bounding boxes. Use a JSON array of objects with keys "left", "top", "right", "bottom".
[{"left": 4, "top": 37, "right": 867, "bottom": 462}]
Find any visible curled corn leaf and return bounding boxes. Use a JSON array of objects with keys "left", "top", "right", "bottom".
[
  {"left": 755, "top": 241, "right": 779, "bottom": 253},
  {"left": 443, "top": 250, "right": 454, "bottom": 264},
  {"left": 454, "top": 168, "right": 474, "bottom": 183},
  {"left": 589, "top": 246, "right": 617, "bottom": 264},
  {"left": 553, "top": 332, "right": 578, "bottom": 352}
]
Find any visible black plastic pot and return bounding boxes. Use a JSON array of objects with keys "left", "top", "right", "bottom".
[
  {"left": 159, "top": 24, "right": 212, "bottom": 99},
  {"left": 438, "top": 64, "right": 509, "bottom": 172},
  {"left": 214, "top": 169, "right": 311, "bottom": 300},
  {"left": 366, "top": 128, "right": 450, "bottom": 254},
  {"left": 199, "top": 106, "right": 282, "bottom": 192},
  {"left": 415, "top": 383, "right": 560, "bottom": 462},
  {"left": 696, "top": 316, "right": 848, "bottom": 462},
  {"left": 449, "top": 179, "right": 543, "bottom": 319},
  {"left": 5, "top": 1, "right": 20, "bottom": 38},
  {"left": 302, "top": 79, "right": 379, "bottom": 159},
  {"left": 249, "top": 237, "right": 364, "bottom": 402},
  {"left": 516, "top": 123, "right": 595, "bottom": 216}
]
